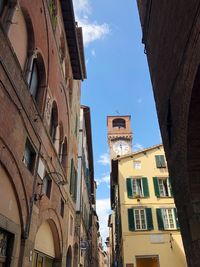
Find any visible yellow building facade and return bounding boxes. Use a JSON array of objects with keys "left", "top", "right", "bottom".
[{"left": 111, "top": 144, "right": 187, "bottom": 267}]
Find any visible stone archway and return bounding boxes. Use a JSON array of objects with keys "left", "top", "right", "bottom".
[
  {"left": 32, "top": 220, "right": 61, "bottom": 267},
  {"left": 66, "top": 246, "right": 72, "bottom": 267}
]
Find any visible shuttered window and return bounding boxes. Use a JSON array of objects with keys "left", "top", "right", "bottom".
[
  {"left": 156, "top": 208, "right": 179, "bottom": 230},
  {"left": 153, "top": 177, "right": 173, "bottom": 197},
  {"left": 128, "top": 208, "right": 153, "bottom": 231},
  {"left": 70, "top": 159, "right": 77, "bottom": 202},
  {"left": 155, "top": 155, "right": 166, "bottom": 168},
  {"left": 126, "top": 177, "right": 149, "bottom": 198}
]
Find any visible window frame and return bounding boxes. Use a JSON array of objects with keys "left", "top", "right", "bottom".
[
  {"left": 132, "top": 178, "right": 144, "bottom": 197},
  {"left": 133, "top": 209, "right": 147, "bottom": 231},
  {"left": 158, "top": 178, "right": 171, "bottom": 197},
  {"left": 161, "top": 208, "right": 176, "bottom": 230},
  {"left": 133, "top": 160, "right": 141, "bottom": 169},
  {"left": 23, "top": 138, "right": 36, "bottom": 174},
  {"left": 42, "top": 173, "right": 52, "bottom": 199},
  {"left": 155, "top": 155, "right": 166, "bottom": 168}
]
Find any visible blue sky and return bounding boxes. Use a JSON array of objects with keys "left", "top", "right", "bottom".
[{"left": 73, "top": 0, "right": 161, "bottom": 245}]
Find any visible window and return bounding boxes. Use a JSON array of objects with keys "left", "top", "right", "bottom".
[
  {"left": 49, "top": 102, "right": 58, "bottom": 143},
  {"left": 133, "top": 161, "right": 141, "bottom": 169},
  {"left": 42, "top": 173, "right": 52, "bottom": 199},
  {"left": 155, "top": 155, "right": 166, "bottom": 168},
  {"left": 32, "top": 251, "right": 54, "bottom": 267},
  {"left": 153, "top": 177, "right": 173, "bottom": 197},
  {"left": 29, "top": 59, "right": 39, "bottom": 99},
  {"left": 156, "top": 208, "right": 179, "bottom": 230},
  {"left": 60, "top": 199, "right": 64, "bottom": 217},
  {"left": 112, "top": 118, "right": 126, "bottom": 129},
  {"left": 134, "top": 209, "right": 147, "bottom": 230},
  {"left": 23, "top": 138, "right": 36, "bottom": 174},
  {"left": 0, "top": 0, "right": 6, "bottom": 16},
  {"left": 128, "top": 208, "right": 153, "bottom": 231},
  {"left": 0, "top": 229, "right": 14, "bottom": 266},
  {"left": 126, "top": 177, "right": 149, "bottom": 198}
]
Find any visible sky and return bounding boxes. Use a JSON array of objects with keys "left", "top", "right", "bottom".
[{"left": 72, "top": 0, "right": 161, "bottom": 246}]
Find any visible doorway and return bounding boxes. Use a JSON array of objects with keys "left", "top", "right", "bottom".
[{"left": 136, "top": 256, "right": 159, "bottom": 267}]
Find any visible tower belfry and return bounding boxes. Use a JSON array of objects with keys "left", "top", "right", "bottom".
[{"left": 107, "top": 115, "right": 132, "bottom": 159}]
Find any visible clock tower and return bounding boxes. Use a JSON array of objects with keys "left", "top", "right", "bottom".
[{"left": 107, "top": 115, "right": 132, "bottom": 159}]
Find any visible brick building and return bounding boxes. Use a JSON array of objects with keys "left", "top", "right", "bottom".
[
  {"left": 137, "top": 1, "right": 200, "bottom": 267},
  {"left": 0, "top": 0, "right": 86, "bottom": 266}
]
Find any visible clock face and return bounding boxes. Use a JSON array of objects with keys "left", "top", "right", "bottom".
[{"left": 113, "top": 140, "right": 130, "bottom": 156}]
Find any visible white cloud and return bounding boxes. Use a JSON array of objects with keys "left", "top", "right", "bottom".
[
  {"left": 97, "top": 153, "right": 110, "bottom": 166},
  {"left": 91, "top": 49, "right": 96, "bottom": 57},
  {"left": 73, "top": 0, "right": 110, "bottom": 46},
  {"left": 96, "top": 198, "right": 111, "bottom": 247},
  {"left": 137, "top": 98, "right": 142, "bottom": 104},
  {"left": 96, "top": 173, "right": 110, "bottom": 186},
  {"left": 133, "top": 143, "right": 144, "bottom": 151}
]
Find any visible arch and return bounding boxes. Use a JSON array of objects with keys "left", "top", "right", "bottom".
[
  {"left": 0, "top": 137, "right": 29, "bottom": 234},
  {"left": 112, "top": 118, "right": 126, "bottom": 129},
  {"left": 39, "top": 208, "right": 63, "bottom": 257},
  {"left": 7, "top": 4, "right": 35, "bottom": 71},
  {"left": 187, "top": 65, "right": 200, "bottom": 199},
  {"left": 50, "top": 101, "right": 59, "bottom": 143},
  {"left": 66, "top": 245, "right": 72, "bottom": 267},
  {"left": 33, "top": 219, "right": 62, "bottom": 266}
]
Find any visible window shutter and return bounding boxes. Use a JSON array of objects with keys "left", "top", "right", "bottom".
[
  {"left": 70, "top": 159, "right": 74, "bottom": 195},
  {"left": 168, "top": 177, "right": 173, "bottom": 197},
  {"left": 153, "top": 177, "right": 160, "bottom": 197},
  {"left": 174, "top": 208, "right": 180, "bottom": 230},
  {"left": 127, "top": 208, "right": 135, "bottom": 231},
  {"left": 156, "top": 208, "right": 164, "bottom": 230},
  {"left": 155, "top": 155, "right": 161, "bottom": 168},
  {"left": 146, "top": 208, "right": 154, "bottom": 230},
  {"left": 142, "top": 177, "right": 149, "bottom": 197},
  {"left": 126, "top": 178, "right": 133, "bottom": 198},
  {"left": 160, "top": 155, "right": 166, "bottom": 167}
]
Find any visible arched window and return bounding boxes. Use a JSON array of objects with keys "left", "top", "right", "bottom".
[
  {"left": 112, "top": 118, "right": 126, "bottom": 129},
  {"left": 49, "top": 101, "right": 58, "bottom": 143},
  {"left": 27, "top": 54, "right": 46, "bottom": 111},
  {"left": 29, "top": 59, "right": 39, "bottom": 98}
]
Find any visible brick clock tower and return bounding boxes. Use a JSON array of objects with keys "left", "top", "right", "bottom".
[{"left": 107, "top": 115, "right": 132, "bottom": 159}]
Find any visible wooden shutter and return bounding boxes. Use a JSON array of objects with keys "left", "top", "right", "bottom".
[
  {"left": 160, "top": 155, "right": 166, "bottom": 167},
  {"left": 153, "top": 177, "right": 160, "bottom": 197},
  {"left": 155, "top": 155, "right": 161, "bottom": 168},
  {"left": 126, "top": 178, "right": 133, "bottom": 198},
  {"left": 173, "top": 208, "right": 180, "bottom": 230},
  {"left": 156, "top": 208, "right": 164, "bottom": 230},
  {"left": 146, "top": 208, "right": 154, "bottom": 230},
  {"left": 142, "top": 177, "right": 149, "bottom": 197},
  {"left": 128, "top": 208, "right": 135, "bottom": 231}
]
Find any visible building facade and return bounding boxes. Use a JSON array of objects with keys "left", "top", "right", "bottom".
[
  {"left": 110, "top": 145, "right": 187, "bottom": 267},
  {"left": 137, "top": 2, "right": 200, "bottom": 266},
  {"left": 75, "top": 105, "right": 95, "bottom": 267},
  {"left": 0, "top": 0, "right": 86, "bottom": 266}
]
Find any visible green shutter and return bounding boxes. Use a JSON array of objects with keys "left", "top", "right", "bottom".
[
  {"left": 168, "top": 177, "right": 173, "bottom": 197},
  {"left": 156, "top": 208, "right": 164, "bottom": 230},
  {"left": 126, "top": 178, "right": 133, "bottom": 198},
  {"left": 174, "top": 208, "right": 180, "bottom": 230},
  {"left": 128, "top": 208, "right": 135, "bottom": 231},
  {"left": 142, "top": 177, "right": 149, "bottom": 197},
  {"left": 146, "top": 208, "right": 154, "bottom": 230},
  {"left": 153, "top": 177, "right": 160, "bottom": 197}
]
